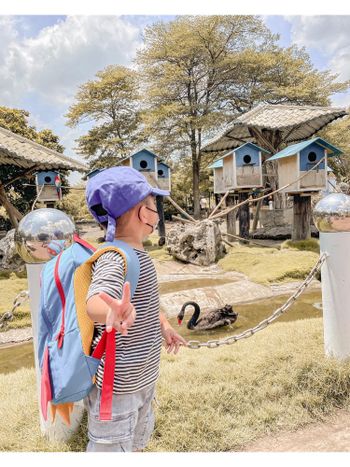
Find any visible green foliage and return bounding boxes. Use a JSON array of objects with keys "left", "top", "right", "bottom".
[
  {"left": 56, "top": 185, "right": 92, "bottom": 222},
  {"left": 0, "top": 106, "right": 66, "bottom": 219},
  {"left": 137, "top": 15, "right": 349, "bottom": 217},
  {"left": 318, "top": 112, "right": 350, "bottom": 183},
  {"left": 66, "top": 65, "right": 143, "bottom": 169}
]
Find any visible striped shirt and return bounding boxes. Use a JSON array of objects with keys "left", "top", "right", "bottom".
[{"left": 86, "top": 248, "right": 162, "bottom": 394}]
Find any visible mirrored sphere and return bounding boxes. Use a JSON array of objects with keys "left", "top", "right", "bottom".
[
  {"left": 14, "top": 208, "right": 75, "bottom": 263},
  {"left": 313, "top": 193, "right": 350, "bottom": 233}
]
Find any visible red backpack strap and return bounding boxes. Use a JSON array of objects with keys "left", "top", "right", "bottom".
[
  {"left": 54, "top": 252, "right": 66, "bottom": 349},
  {"left": 91, "top": 329, "right": 116, "bottom": 421},
  {"left": 73, "top": 233, "right": 97, "bottom": 252}
]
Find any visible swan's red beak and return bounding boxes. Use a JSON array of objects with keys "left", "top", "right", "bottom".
[{"left": 177, "top": 318, "right": 182, "bottom": 326}]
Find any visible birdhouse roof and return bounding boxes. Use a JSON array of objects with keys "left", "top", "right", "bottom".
[
  {"left": 0, "top": 126, "right": 87, "bottom": 172},
  {"left": 267, "top": 137, "right": 343, "bottom": 161},
  {"left": 119, "top": 148, "right": 171, "bottom": 168},
  {"left": 202, "top": 103, "right": 347, "bottom": 153},
  {"left": 208, "top": 142, "right": 269, "bottom": 169},
  {"left": 157, "top": 160, "right": 171, "bottom": 168},
  {"left": 208, "top": 159, "right": 223, "bottom": 169},
  {"left": 130, "top": 148, "right": 158, "bottom": 159}
]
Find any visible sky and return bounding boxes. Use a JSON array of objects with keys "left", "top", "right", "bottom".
[{"left": 1, "top": 14, "right": 350, "bottom": 184}]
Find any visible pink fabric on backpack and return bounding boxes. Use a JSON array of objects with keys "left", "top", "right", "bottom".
[{"left": 41, "top": 346, "right": 52, "bottom": 421}]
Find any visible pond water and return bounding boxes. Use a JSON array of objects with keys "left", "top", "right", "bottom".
[
  {"left": 0, "top": 290, "right": 322, "bottom": 374},
  {"left": 166, "top": 290, "right": 322, "bottom": 343}
]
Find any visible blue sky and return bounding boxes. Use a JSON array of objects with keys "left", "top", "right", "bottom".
[{"left": 1, "top": 15, "right": 349, "bottom": 184}]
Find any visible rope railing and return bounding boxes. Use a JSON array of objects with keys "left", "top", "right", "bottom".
[{"left": 208, "top": 156, "right": 326, "bottom": 221}]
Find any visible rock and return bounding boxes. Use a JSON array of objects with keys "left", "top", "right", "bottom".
[
  {"left": 166, "top": 220, "right": 226, "bottom": 266},
  {"left": 252, "top": 225, "right": 319, "bottom": 240},
  {"left": 0, "top": 229, "right": 25, "bottom": 272}
]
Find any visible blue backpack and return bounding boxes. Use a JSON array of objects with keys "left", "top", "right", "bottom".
[{"left": 38, "top": 234, "right": 140, "bottom": 424}]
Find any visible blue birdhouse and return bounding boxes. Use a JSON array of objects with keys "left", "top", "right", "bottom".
[
  {"left": 266, "top": 137, "right": 343, "bottom": 194},
  {"left": 209, "top": 143, "right": 270, "bottom": 192},
  {"left": 208, "top": 159, "right": 224, "bottom": 194},
  {"left": 119, "top": 148, "right": 171, "bottom": 192},
  {"left": 156, "top": 161, "right": 171, "bottom": 191},
  {"left": 35, "top": 171, "right": 62, "bottom": 202}
]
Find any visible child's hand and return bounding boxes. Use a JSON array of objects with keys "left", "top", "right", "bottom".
[
  {"left": 99, "top": 282, "right": 136, "bottom": 336},
  {"left": 161, "top": 325, "right": 187, "bottom": 354}
]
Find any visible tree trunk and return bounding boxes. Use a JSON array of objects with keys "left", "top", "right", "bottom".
[
  {"left": 226, "top": 194, "right": 236, "bottom": 237},
  {"left": 156, "top": 195, "right": 166, "bottom": 246},
  {"left": 292, "top": 194, "right": 311, "bottom": 241},
  {"left": 192, "top": 157, "right": 200, "bottom": 219},
  {"left": 238, "top": 192, "right": 250, "bottom": 242},
  {"left": 252, "top": 198, "right": 262, "bottom": 232},
  {"left": 0, "top": 183, "right": 23, "bottom": 228}
]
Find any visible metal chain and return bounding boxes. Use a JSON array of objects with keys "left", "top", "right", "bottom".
[
  {"left": 0, "top": 290, "right": 30, "bottom": 329},
  {"left": 186, "top": 253, "right": 327, "bottom": 349}
]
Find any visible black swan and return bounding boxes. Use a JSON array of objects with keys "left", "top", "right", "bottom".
[{"left": 177, "top": 301, "right": 238, "bottom": 331}]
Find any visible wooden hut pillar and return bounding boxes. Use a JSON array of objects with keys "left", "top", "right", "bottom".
[
  {"left": 0, "top": 182, "right": 23, "bottom": 228},
  {"left": 156, "top": 195, "right": 166, "bottom": 246},
  {"left": 226, "top": 193, "right": 236, "bottom": 237},
  {"left": 292, "top": 194, "right": 311, "bottom": 241},
  {"left": 238, "top": 192, "right": 250, "bottom": 241}
]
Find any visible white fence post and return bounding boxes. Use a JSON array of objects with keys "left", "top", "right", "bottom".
[
  {"left": 314, "top": 193, "right": 350, "bottom": 360},
  {"left": 16, "top": 209, "right": 84, "bottom": 442}
]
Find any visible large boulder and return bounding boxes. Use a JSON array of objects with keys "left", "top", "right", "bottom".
[
  {"left": 0, "top": 229, "right": 24, "bottom": 271},
  {"left": 166, "top": 220, "right": 226, "bottom": 266}
]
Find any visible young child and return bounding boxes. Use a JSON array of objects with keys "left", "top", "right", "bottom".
[{"left": 84, "top": 166, "right": 187, "bottom": 452}]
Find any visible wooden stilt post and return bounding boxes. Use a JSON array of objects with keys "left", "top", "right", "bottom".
[
  {"left": 156, "top": 195, "right": 166, "bottom": 246},
  {"left": 0, "top": 183, "right": 23, "bottom": 228},
  {"left": 292, "top": 194, "right": 311, "bottom": 241},
  {"left": 252, "top": 198, "right": 262, "bottom": 232},
  {"left": 226, "top": 193, "right": 236, "bottom": 238},
  {"left": 238, "top": 192, "right": 250, "bottom": 242}
]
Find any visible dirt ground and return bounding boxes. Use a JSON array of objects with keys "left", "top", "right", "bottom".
[{"left": 244, "top": 409, "right": 350, "bottom": 451}]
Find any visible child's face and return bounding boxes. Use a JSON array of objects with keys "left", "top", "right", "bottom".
[{"left": 138, "top": 196, "right": 159, "bottom": 238}]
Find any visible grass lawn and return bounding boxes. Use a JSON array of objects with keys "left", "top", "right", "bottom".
[
  {"left": 218, "top": 244, "right": 320, "bottom": 284},
  {"left": 0, "top": 275, "right": 31, "bottom": 330},
  {"left": 1, "top": 318, "right": 350, "bottom": 451}
]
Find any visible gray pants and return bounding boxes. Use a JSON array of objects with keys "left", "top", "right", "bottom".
[{"left": 84, "top": 383, "right": 156, "bottom": 452}]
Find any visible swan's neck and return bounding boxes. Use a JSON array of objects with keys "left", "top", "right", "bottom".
[{"left": 187, "top": 303, "right": 200, "bottom": 330}]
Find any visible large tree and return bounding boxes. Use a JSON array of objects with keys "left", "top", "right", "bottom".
[
  {"left": 318, "top": 111, "right": 350, "bottom": 184},
  {"left": 0, "top": 106, "right": 65, "bottom": 227},
  {"left": 66, "top": 65, "right": 143, "bottom": 169},
  {"left": 137, "top": 15, "right": 349, "bottom": 218}
]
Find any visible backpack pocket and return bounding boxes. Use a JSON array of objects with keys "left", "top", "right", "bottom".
[{"left": 48, "top": 327, "right": 101, "bottom": 404}]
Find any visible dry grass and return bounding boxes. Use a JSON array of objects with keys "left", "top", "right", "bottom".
[
  {"left": 281, "top": 239, "right": 320, "bottom": 254},
  {"left": 218, "top": 245, "right": 319, "bottom": 284},
  {"left": 0, "top": 275, "right": 31, "bottom": 330},
  {"left": 2, "top": 318, "right": 350, "bottom": 452}
]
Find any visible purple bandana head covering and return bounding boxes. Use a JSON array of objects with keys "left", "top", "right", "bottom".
[{"left": 86, "top": 166, "right": 169, "bottom": 241}]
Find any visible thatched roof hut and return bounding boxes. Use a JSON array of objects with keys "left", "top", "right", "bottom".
[
  {"left": 0, "top": 126, "right": 87, "bottom": 227},
  {"left": 203, "top": 103, "right": 348, "bottom": 154}
]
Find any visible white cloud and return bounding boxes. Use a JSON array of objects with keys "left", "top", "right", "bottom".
[
  {"left": 0, "top": 15, "right": 141, "bottom": 107},
  {"left": 285, "top": 15, "right": 350, "bottom": 81}
]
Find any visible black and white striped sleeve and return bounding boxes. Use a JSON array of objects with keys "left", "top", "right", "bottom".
[{"left": 86, "top": 250, "right": 125, "bottom": 301}]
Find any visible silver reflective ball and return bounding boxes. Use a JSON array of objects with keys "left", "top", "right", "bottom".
[
  {"left": 14, "top": 208, "right": 75, "bottom": 263},
  {"left": 313, "top": 193, "right": 350, "bottom": 233}
]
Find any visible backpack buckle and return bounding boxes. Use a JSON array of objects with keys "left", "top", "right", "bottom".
[{"left": 55, "top": 328, "right": 65, "bottom": 349}]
